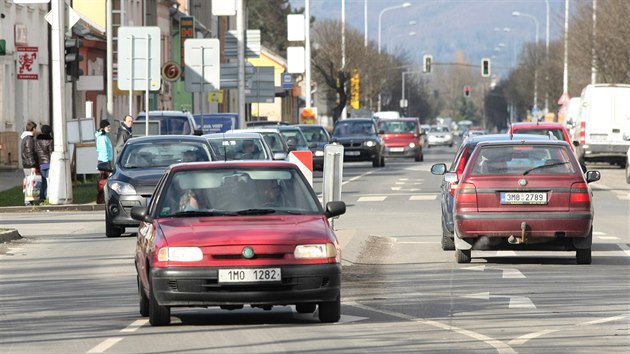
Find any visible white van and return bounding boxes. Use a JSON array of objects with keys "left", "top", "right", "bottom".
[
  {"left": 573, "top": 84, "right": 630, "bottom": 167},
  {"left": 374, "top": 111, "right": 400, "bottom": 119},
  {"left": 564, "top": 97, "right": 581, "bottom": 138}
]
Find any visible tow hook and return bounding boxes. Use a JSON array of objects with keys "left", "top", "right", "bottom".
[{"left": 508, "top": 222, "right": 528, "bottom": 245}]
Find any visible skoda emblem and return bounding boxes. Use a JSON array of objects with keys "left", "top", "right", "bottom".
[
  {"left": 242, "top": 246, "right": 255, "bottom": 259},
  {"left": 519, "top": 179, "right": 528, "bottom": 186}
]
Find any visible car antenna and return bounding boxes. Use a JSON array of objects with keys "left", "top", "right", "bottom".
[{"left": 222, "top": 132, "right": 227, "bottom": 162}]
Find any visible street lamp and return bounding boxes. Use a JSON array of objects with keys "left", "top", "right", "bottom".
[
  {"left": 377, "top": 2, "right": 411, "bottom": 111},
  {"left": 513, "top": 10, "right": 540, "bottom": 112}
]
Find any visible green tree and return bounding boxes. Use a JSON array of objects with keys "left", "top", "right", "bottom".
[{"left": 247, "top": 0, "right": 296, "bottom": 56}]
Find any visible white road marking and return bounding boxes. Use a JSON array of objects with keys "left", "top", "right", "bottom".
[
  {"left": 342, "top": 170, "right": 377, "bottom": 185},
  {"left": 593, "top": 231, "right": 606, "bottom": 235},
  {"left": 510, "top": 315, "right": 628, "bottom": 345},
  {"left": 397, "top": 241, "right": 439, "bottom": 244},
  {"left": 357, "top": 196, "right": 387, "bottom": 202},
  {"left": 579, "top": 314, "right": 627, "bottom": 326},
  {"left": 502, "top": 269, "right": 526, "bottom": 279},
  {"left": 409, "top": 195, "right": 437, "bottom": 200},
  {"left": 347, "top": 301, "right": 516, "bottom": 354},
  {"left": 617, "top": 243, "right": 630, "bottom": 257},
  {"left": 390, "top": 187, "right": 421, "bottom": 191},
  {"left": 87, "top": 338, "right": 123, "bottom": 353},
  {"left": 120, "top": 319, "right": 148, "bottom": 333},
  {"left": 462, "top": 265, "right": 486, "bottom": 272},
  {"left": 597, "top": 236, "right": 619, "bottom": 240},
  {"left": 495, "top": 251, "right": 517, "bottom": 257},
  {"left": 508, "top": 296, "right": 536, "bottom": 309}
]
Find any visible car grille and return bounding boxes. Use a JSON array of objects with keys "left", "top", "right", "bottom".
[
  {"left": 341, "top": 142, "right": 362, "bottom": 148},
  {"left": 167, "top": 276, "right": 331, "bottom": 292}
]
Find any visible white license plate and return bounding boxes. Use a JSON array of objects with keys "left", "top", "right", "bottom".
[
  {"left": 390, "top": 147, "right": 404, "bottom": 152},
  {"left": 218, "top": 268, "right": 281, "bottom": 283},
  {"left": 501, "top": 192, "right": 547, "bottom": 205},
  {"left": 345, "top": 151, "right": 361, "bottom": 156}
]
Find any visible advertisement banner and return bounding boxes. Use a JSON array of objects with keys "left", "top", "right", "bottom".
[{"left": 17, "top": 47, "right": 39, "bottom": 80}]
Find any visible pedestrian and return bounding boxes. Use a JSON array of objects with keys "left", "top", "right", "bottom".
[
  {"left": 115, "top": 114, "right": 134, "bottom": 154},
  {"left": 95, "top": 119, "right": 113, "bottom": 204},
  {"left": 20, "top": 121, "right": 39, "bottom": 205},
  {"left": 35, "top": 124, "right": 53, "bottom": 202}
]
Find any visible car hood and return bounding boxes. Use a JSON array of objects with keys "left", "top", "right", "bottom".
[
  {"left": 111, "top": 167, "right": 166, "bottom": 193},
  {"left": 382, "top": 134, "right": 418, "bottom": 145},
  {"left": 157, "top": 215, "right": 335, "bottom": 246}
]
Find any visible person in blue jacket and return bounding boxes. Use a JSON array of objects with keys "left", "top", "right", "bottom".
[{"left": 95, "top": 120, "right": 113, "bottom": 204}]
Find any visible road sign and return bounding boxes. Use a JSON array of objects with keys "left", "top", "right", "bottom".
[
  {"left": 117, "top": 26, "right": 161, "bottom": 91},
  {"left": 161, "top": 61, "right": 181, "bottom": 81},
  {"left": 281, "top": 72, "right": 293, "bottom": 90},
  {"left": 245, "top": 67, "right": 275, "bottom": 103},
  {"left": 224, "top": 30, "right": 261, "bottom": 58},
  {"left": 184, "top": 38, "right": 220, "bottom": 92},
  {"left": 45, "top": 5, "right": 81, "bottom": 31},
  {"left": 220, "top": 62, "right": 255, "bottom": 89}
]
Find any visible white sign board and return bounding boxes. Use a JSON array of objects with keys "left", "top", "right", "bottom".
[
  {"left": 117, "top": 26, "right": 161, "bottom": 91},
  {"left": 287, "top": 14, "right": 305, "bottom": 41},
  {"left": 287, "top": 46, "right": 305, "bottom": 74},
  {"left": 211, "top": 0, "right": 236, "bottom": 16},
  {"left": 66, "top": 118, "right": 96, "bottom": 144},
  {"left": 184, "top": 38, "right": 220, "bottom": 92}
]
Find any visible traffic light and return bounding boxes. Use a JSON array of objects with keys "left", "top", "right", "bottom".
[
  {"left": 481, "top": 58, "right": 491, "bottom": 77},
  {"left": 464, "top": 85, "right": 471, "bottom": 98},
  {"left": 64, "top": 38, "right": 83, "bottom": 81},
  {"left": 423, "top": 54, "right": 432, "bottom": 73}
]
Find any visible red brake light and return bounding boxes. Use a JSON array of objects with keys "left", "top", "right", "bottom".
[
  {"left": 456, "top": 182, "right": 477, "bottom": 204},
  {"left": 570, "top": 182, "right": 591, "bottom": 208},
  {"left": 579, "top": 121, "right": 586, "bottom": 144}
]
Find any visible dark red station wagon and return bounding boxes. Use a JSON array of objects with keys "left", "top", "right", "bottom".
[{"left": 449, "top": 138, "right": 601, "bottom": 264}]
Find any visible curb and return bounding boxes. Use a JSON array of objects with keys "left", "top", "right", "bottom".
[
  {"left": 0, "top": 229, "right": 22, "bottom": 243},
  {"left": 0, "top": 204, "right": 106, "bottom": 213}
]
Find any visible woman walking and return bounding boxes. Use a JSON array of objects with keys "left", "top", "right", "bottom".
[{"left": 95, "top": 120, "right": 113, "bottom": 204}]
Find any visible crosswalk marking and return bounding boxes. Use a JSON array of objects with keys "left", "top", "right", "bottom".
[
  {"left": 409, "top": 195, "right": 437, "bottom": 201},
  {"left": 354, "top": 194, "right": 438, "bottom": 202},
  {"left": 357, "top": 196, "right": 387, "bottom": 202}
]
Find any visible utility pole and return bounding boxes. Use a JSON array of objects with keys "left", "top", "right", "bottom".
[
  {"left": 49, "top": 0, "right": 72, "bottom": 204},
  {"left": 106, "top": 0, "right": 113, "bottom": 121},
  {"left": 237, "top": 0, "right": 246, "bottom": 128}
]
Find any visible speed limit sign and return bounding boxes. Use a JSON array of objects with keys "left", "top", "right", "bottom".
[{"left": 161, "top": 61, "right": 181, "bottom": 82}]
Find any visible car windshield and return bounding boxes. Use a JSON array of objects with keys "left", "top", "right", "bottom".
[
  {"left": 470, "top": 145, "right": 576, "bottom": 175},
  {"left": 430, "top": 126, "right": 450, "bottom": 133},
  {"left": 119, "top": 142, "right": 211, "bottom": 168},
  {"left": 156, "top": 167, "right": 321, "bottom": 217},
  {"left": 379, "top": 120, "right": 417, "bottom": 134},
  {"left": 332, "top": 121, "right": 375, "bottom": 136},
  {"left": 299, "top": 126, "right": 330, "bottom": 143},
  {"left": 207, "top": 137, "right": 269, "bottom": 160},
  {"left": 279, "top": 129, "right": 308, "bottom": 147},
  {"left": 260, "top": 133, "right": 286, "bottom": 152},
  {"left": 135, "top": 115, "right": 193, "bottom": 135}
]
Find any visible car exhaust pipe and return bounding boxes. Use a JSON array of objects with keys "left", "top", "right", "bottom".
[{"left": 508, "top": 222, "right": 528, "bottom": 245}]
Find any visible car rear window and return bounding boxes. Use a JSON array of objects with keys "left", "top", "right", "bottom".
[
  {"left": 512, "top": 128, "right": 565, "bottom": 142},
  {"left": 378, "top": 120, "right": 417, "bottom": 134},
  {"left": 470, "top": 145, "right": 576, "bottom": 175},
  {"left": 120, "top": 142, "right": 211, "bottom": 168}
]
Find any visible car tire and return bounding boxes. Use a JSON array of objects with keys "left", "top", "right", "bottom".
[
  {"left": 105, "top": 212, "right": 123, "bottom": 238},
  {"left": 455, "top": 249, "right": 471, "bottom": 264},
  {"left": 148, "top": 279, "right": 171, "bottom": 326},
  {"left": 295, "top": 303, "right": 317, "bottom": 314},
  {"left": 576, "top": 248, "right": 592, "bottom": 265},
  {"left": 318, "top": 295, "right": 341, "bottom": 323},
  {"left": 414, "top": 150, "right": 424, "bottom": 162},
  {"left": 441, "top": 231, "right": 455, "bottom": 251},
  {"left": 138, "top": 275, "right": 149, "bottom": 317}
]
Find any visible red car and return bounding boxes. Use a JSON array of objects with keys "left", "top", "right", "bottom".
[
  {"left": 450, "top": 138, "right": 601, "bottom": 264},
  {"left": 508, "top": 121, "right": 573, "bottom": 149},
  {"left": 131, "top": 161, "right": 346, "bottom": 326},
  {"left": 377, "top": 117, "right": 424, "bottom": 161}
]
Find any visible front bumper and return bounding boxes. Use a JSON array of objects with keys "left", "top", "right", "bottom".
[
  {"left": 341, "top": 146, "right": 380, "bottom": 162},
  {"left": 105, "top": 193, "right": 147, "bottom": 227},
  {"left": 151, "top": 264, "right": 341, "bottom": 307}
]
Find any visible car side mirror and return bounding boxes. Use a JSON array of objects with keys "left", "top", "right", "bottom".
[
  {"left": 130, "top": 206, "right": 152, "bottom": 223},
  {"left": 325, "top": 201, "right": 346, "bottom": 218},
  {"left": 430, "top": 163, "right": 447, "bottom": 175},
  {"left": 194, "top": 129, "right": 204, "bottom": 136},
  {"left": 273, "top": 152, "right": 288, "bottom": 160},
  {"left": 585, "top": 170, "right": 601, "bottom": 183}
]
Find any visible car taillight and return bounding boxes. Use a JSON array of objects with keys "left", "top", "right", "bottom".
[
  {"left": 570, "top": 182, "right": 591, "bottom": 209},
  {"left": 456, "top": 182, "right": 477, "bottom": 205},
  {"left": 449, "top": 181, "right": 458, "bottom": 196},
  {"left": 579, "top": 121, "right": 586, "bottom": 144}
]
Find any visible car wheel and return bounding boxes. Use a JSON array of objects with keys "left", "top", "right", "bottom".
[
  {"left": 138, "top": 275, "right": 149, "bottom": 317},
  {"left": 148, "top": 278, "right": 171, "bottom": 326},
  {"left": 295, "top": 303, "right": 317, "bottom": 314},
  {"left": 414, "top": 150, "right": 423, "bottom": 162},
  {"left": 318, "top": 295, "right": 341, "bottom": 323},
  {"left": 455, "top": 249, "right": 471, "bottom": 263},
  {"left": 576, "top": 248, "right": 592, "bottom": 264},
  {"left": 380, "top": 155, "right": 385, "bottom": 167},
  {"left": 441, "top": 231, "right": 455, "bottom": 251},
  {"left": 105, "top": 212, "right": 123, "bottom": 238}
]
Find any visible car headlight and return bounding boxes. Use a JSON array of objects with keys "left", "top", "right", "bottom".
[
  {"left": 445, "top": 134, "right": 452, "bottom": 139},
  {"left": 408, "top": 142, "right": 416, "bottom": 148},
  {"left": 158, "top": 247, "right": 203, "bottom": 262},
  {"left": 364, "top": 140, "right": 376, "bottom": 147},
  {"left": 294, "top": 244, "right": 336, "bottom": 259},
  {"left": 314, "top": 150, "right": 325, "bottom": 157},
  {"left": 108, "top": 181, "right": 137, "bottom": 195}
]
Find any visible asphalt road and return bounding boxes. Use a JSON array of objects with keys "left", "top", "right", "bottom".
[{"left": 1, "top": 146, "right": 629, "bottom": 353}]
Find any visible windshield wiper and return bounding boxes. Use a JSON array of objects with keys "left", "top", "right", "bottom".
[
  {"left": 235, "top": 208, "right": 277, "bottom": 215},
  {"left": 169, "top": 209, "right": 237, "bottom": 217},
  {"left": 523, "top": 161, "right": 569, "bottom": 175}
]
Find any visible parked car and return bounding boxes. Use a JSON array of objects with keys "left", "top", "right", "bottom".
[
  {"left": 104, "top": 135, "right": 215, "bottom": 237},
  {"left": 431, "top": 134, "right": 553, "bottom": 250},
  {"left": 134, "top": 111, "right": 202, "bottom": 136},
  {"left": 441, "top": 138, "right": 600, "bottom": 264},
  {"left": 204, "top": 132, "right": 274, "bottom": 160},
  {"left": 426, "top": 126, "right": 454, "bottom": 148},
  {"left": 295, "top": 124, "right": 332, "bottom": 170},
  {"left": 331, "top": 118, "right": 385, "bottom": 167},
  {"left": 131, "top": 160, "right": 346, "bottom": 326},
  {"left": 228, "top": 128, "right": 289, "bottom": 160},
  {"left": 377, "top": 117, "right": 424, "bottom": 161}
]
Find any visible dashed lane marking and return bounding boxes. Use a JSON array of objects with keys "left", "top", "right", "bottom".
[
  {"left": 409, "top": 195, "right": 437, "bottom": 201},
  {"left": 86, "top": 338, "right": 123, "bottom": 353},
  {"left": 120, "top": 319, "right": 148, "bottom": 333},
  {"left": 357, "top": 196, "right": 387, "bottom": 202}
]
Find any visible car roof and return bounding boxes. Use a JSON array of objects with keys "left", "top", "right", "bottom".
[
  {"left": 463, "top": 133, "right": 553, "bottom": 144},
  {"left": 168, "top": 160, "right": 299, "bottom": 173},
  {"left": 336, "top": 118, "right": 374, "bottom": 123},
  {"left": 125, "top": 135, "right": 209, "bottom": 144},
  {"left": 510, "top": 122, "right": 567, "bottom": 129},
  {"left": 475, "top": 138, "right": 572, "bottom": 148},
  {"left": 203, "top": 132, "right": 264, "bottom": 139},
  {"left": 228, "top": 128, "right": 281, "bottom": 134}
]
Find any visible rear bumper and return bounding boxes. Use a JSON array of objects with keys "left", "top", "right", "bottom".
[
  {"left": 151, "top": 264, "right": 341, "bottom": 307},
  {"left": 582, "top": 143, "right": 630, "bottom": 159},
  {"left": 383, "top": 146, "right": 420, "bottom": 158}
]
